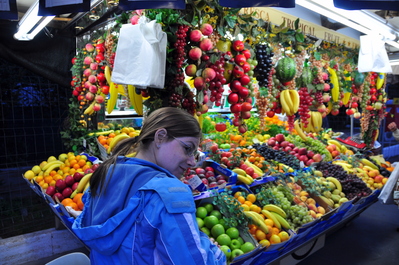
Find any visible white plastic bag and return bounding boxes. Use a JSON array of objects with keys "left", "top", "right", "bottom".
[
  {"left": 378, "top": 164, "right": 399, "bottom": 204},
  {"left": 358, "top": 35, "right": 392, "bottom": 73},
  {"left": 112, "top": 18, "right": 167, "bottom": 89}
]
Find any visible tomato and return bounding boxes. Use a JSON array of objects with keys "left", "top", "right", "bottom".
[
  {"left": 234, "top": 54, "right": 247, "bottom": 66},
  {"left": 240, "top": 75, "right": 251, "bottom": 85},
  {"left": 242, "top": 49, "right": 251, "bottom": 59},
  {"left": 227, "top": 93, "right": 239, "bottom": 104},
  {"left": 241, "top": 102, "right": 252, "bottom": 112},
  {"left": 230, "top": 103, "right": 242, "bottom": 113},
  {"left": 232, "top": 40, "right": 245, "bottom": 52}
]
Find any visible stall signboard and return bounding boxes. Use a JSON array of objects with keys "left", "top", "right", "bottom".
[{"left": 240, "top": 7, "right": 360, "bottom": 49}]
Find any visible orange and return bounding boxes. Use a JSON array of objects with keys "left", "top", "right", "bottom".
[
  {"left": 246, "top": 194, "right": 256, "bottom": 203},
  {"left": 233, "top": 135, "right": 242, "bottom": 142},
  {"left": 108, "top": 132, "right": 116, "bottom": 138},
  {"left": 271, "top": 227, "right": 280, "bottom": 235},
  {"left": 255, "top": 229, "right": 267, "bottom": 241},
  {"left": 68, "top": 168, "right": 76, "bottom": 175},
  {"left": 49, "top": 170, "right": 57, "bottom": 177},
  {"left": 234, "top": 192, "right": 242, "bottom": 198},
  {"left": 65, "top": 202, "right": 79, "bottom": 211},
  {"left": 278, "top": 231, "right": 290, "bottom": 242},
  {"left": 73, "top": 193, "right": 84, "bottom": 204},
  {"left": 264, "top": 218, "right": 274, "bottom": 227},
  {"left": 69, "top": 159, "right": 78, "bottom": 167},
  {"left": 49, "top": 180, "right": 56, "bottom": 187},
  {"left": 75, "top": 155, "right": 81, "bottom": 161},
  {"left": 44, "top": 176, "right": 53, "bottom": 184},
  {"left": 106, "top": 138, "right": 113, "bottom": 145},
  {"left": 61, "top": 198, "right": 73, "bottom": 207},
  {"left": 78, "top": 159, "right": 87, "bottom": 167},
  {"left": 77, "top": 201, "right": 84, "bottom": 211},
  {"left": 73, "top": 163, "right": 81, "bottom": 170},
  {"left": 100, "top": 138, "right": 107, "bottom": 145},
  {"left": 82, "top": 164, "right": 91, "bottom": 171},
  {"left": 98, "top": 135, "right": 105, "bottom": 142},
  {"left": 244, "top": 201, "right": 253, "bottom": 207},
  {"left": 250, "top": 205, "right": 261, "bottom": 213},
  {"left": 249, "top": 224, "right": 258, "bottom": 234},
  {"left": 240, "top": 204, "right": 250, "bottom": 211},
  {"left": 270, "top": 234, "right": 282, "bottom": 244},
  {"left": 35, "top": 176, "right": 44, "bottom": 183},
  {"left": 237, "top": 196, "right": 246, "bottom": 204}
]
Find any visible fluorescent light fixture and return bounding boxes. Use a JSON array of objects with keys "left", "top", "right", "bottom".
[
  {"left": 14, "top": 1, "right": 55, "bottom": 41},
  {"left": 296, "top": 0, "right": 399, "bottom": 48}
]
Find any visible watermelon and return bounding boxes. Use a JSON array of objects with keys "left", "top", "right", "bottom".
[
  {"left": 354, "top": 71, "right": 365, "bottom": 86},
  {"left": 300, "top": 67, "right": 313, "bottom": 86},
  {"left": 275, "top": 57, "right": 296, "bottom": 83}
]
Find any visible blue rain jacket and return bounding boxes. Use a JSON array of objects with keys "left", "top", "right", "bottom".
[{"left": 72, "top": 157, "right": 226, "bottom": 264}]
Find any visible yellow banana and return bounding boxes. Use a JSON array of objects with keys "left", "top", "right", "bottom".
[
  {"left": 284, "top": 89, "right": 294, "bottom": 115},
  {"left": 233, "top": 168, "right": 248, "bottom": 176},
  {"left": 294, "top": 120, "right": 308, "bottom": 141},
  {"left": 376, "top": 73, "right": 386, "bottom": 89},
  {"left": 84, "top": 182, "right": 90, "bottom": 193},
  {"left": 44, "top": 162, "right": 64, "bottom": 175},
  {"left": 360, "top": 158, "right": 379, "bottom": 170},
  {"left": 107, "top": 133, "right": 130, "bottom": 154},
  {"left": 237, "top": 174, "right": 253, "bottom": 185},
  {"left": 76, "top": 173, "right": 93, "bottom": 193},
  {"left": 104, "top": 65, "right": 112, "bottom": 85},
  {"left": 261, "top": 209, "right": 281, "bottom": 230},
  {"left": 327, "top": 101, "right": 333, "bottom": 114},
  {"left": 311, "top": 112, "right": 319, "bottom": 132},
  {"left": 304, "top": 114, "right": 315, "bottom": 133},
  {"left": 263, "top": 204, "right": 287, "bottom": 219},
  {"left": 326, "top": 177, "right": 342, "bottom": 192},
  {"left": 327, "top": 67, "right": 339, "bottom": 102},
  {"left": 84, "top": 100, "right": 96, "bottom": 115},
  {"left": 327, "top": 139, "right": 342, "bottom": 150},
  {"left": 342, "top": 92, "right": 351, "bottom": 105},
  {"left": 319, "top": 195, "right": 334, "bottom": 207},
  {"left": 280, "top": 90, "right": 292, "bottom": 116},
  {"left": 289, "top": 89, "right": 300, "bottom": 114},
  {"left": 128, "top": 85, "right": 144, "bottom": 116},
  {"left": 106, "top": 82, "right": 118, "bottom": 114},
  {"left": 198, "top": 114, "right": 204, "bottom": 129},
  {"left": 244, "top": 211, "right": 269, "bottom": 234},
  {"left": 270, "top": 211, "right": 291, "bottom": 230},
  {"left": 41, "top": 160, "right": 63, "bottom": 171},
  {"left": 244, "top": 160, "right": 264, "bottom": 176}
]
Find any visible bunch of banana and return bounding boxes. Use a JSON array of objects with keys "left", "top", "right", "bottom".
[
  {"left": 342, "top": 70, "right": 352, "bottom": 105},
  {"left": 127, "top": 85, "right": 144, "bottom": 116},
  {"left": 327, "top": 139, "right": 349, "bottom": 154},
  {"left": 42, "top": 160, "right": 64, "bottom": 176},
  {"left": 244, "top": 160, "right": 264, "bottom": 177},
  {"left": 280, "top": 89, "right": 299, "bottom": 116},
  {"left": 233, "top": 168, "right": 254, "bottom": 185},
  {"left": 318, "top": 195, "right": 334, "bottom": 208},
  {"left": 262, "top": 205, "right": 291, "bottom": 229},
  {"left": 332, "top": 160, "right": 353, "bottom": 173},
  {"left": 325, "top": 177, "right": 342, "bottom": 193},
  {"left": 244, "top": 211, "right": 269, "bottom": 234},
  {"left": 359, "top": 158, "right": 379, "bottom": 170},
  {"left": 107, "top": 133, "right": 130, "bottom": 154},
  {"left": 71, "top": 173, "right": 93, "bottom": 198},
  {"left": 327, "top": 67, "right": 340, "bottom": 102},
  {"left": 84, "top": 100, "right": 96, "bottom": 115},
  {"left": 294, "top": 120, "right": 308, "bottom": 141},
  {"left": 301, "top": 111, "right": 323, "bottom": 133}
]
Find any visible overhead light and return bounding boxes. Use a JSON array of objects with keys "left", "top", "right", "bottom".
[
  {"left": 296, "top": 0, "right": 399, "bottom": 48},
  {"left": 14, "top": 1, "right": 55, "bottom": 41}
]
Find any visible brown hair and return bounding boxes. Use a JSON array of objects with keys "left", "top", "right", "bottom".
[{"left": 90, "top": 107, "right": 202, "bottom": 196}]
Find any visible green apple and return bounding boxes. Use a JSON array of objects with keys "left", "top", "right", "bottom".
[
  {"left": 220, "top": 245, "right": 231, "bottom": 259},
  {"left": 237, "top": 237, "right": 244, "bottom": 245},
  {"left": 209, "top": 210, "right": 222, "bottom": 220},
  {"left": 203, "top": 203, "right": 214, "bottom": 213},
  {"left": 240, "top": 242, "right": 255, "bottom": 253},
  {"left": 226, "top": 227, "right": 239, "bottom": 239},
  {"left": 231, "top": 248, "right": 244, "bottom": 259},
  {"left": 196, "top": 207, "right": 208, "bottom": 219},
  {"left": 219, "top": 219, "right": 228, "bottom": 230},
  {"left": 229, "top": 239, "right": 242, "bottom": 250},
  {"left": 211, "top": 224, "right": 225, "bottom": 238},
  {"left": 216, "top": 233, "right": 231, "bottom": 246},
  {"left": 204, "top": 215, "right": 219, "bottom": 229},
  {"left": 201, "top": 227, "right": 210, "bottom": 236},
  {"left": 196, "top": 217, "right": 204, "bottom": 228}
]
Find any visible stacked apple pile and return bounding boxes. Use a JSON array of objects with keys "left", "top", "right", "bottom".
[
  {"left": 195, "top": 203, "right": 256, "bottom": 262},
  {"left": 182, "top": 166, "right": 229, "bottom": 191},
  {"left": 266, "top": 134, "right": 323, "bottom": 167}
]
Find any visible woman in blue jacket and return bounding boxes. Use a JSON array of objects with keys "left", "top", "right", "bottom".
[{"left": 72, "top": 107, "right": 226, "bottom": 264}]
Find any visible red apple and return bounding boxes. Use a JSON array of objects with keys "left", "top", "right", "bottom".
[
  {"left": 267, "top": 139, "right": 276, "bottom": 147},
  {"left": 275, "top": 134, "right": 285, "bottom": 143},
  {"left": 53, "top": 192, "right": 64, "bottom": 202},
  {"left": 195, "top": 168, "right": 206, "bottom": 175},
  {"left": 298, "top": 148, "right": 308, "bottom": 155},
  {"left": 46, "top": 186, "right": 56, "bottom": 197},
  {"left": 312, "top": 153, "right": 323, "bottom": 162},
  {"left": 280, "top": 141, "right": 289, "bottom": 148},
  {"left": 62, "top": 187, "right": 73, "bottom": 198},
  {"left": 245, "top": 167, "right": 255, "bottom": 176},
  {"left": 71, "top": 182, "right": 79, "bottom": 191},
  {"left": 205, "top": 171, "right": 215, "bottom": 178},
  {"left": 73, "top": 172, "right": 85, "bottom": 182},
  {"left": 299, "top": 155, "right": 309, "bottom": 163},
  {"left": 65, "top": 175, "right": 75, "bottom": 187},
  {"left": 306, "top": 159, "right": 314, "bottom": 166},
  {"left": 307, "top": 150, "right": 315, "bottom": 159},
  {"left": 55, "top": 179, "right": 67, "bottom": 192}
]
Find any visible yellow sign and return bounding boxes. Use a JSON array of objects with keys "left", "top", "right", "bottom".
[{"left": 240, "top": 7, "right": 360, "bottom": 49}]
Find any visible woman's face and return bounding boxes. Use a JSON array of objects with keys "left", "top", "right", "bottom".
[{"left": 157, "top": 136, "right": 200, "bottom": 177}]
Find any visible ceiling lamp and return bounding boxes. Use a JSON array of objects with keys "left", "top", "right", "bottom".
[
  {"left": 296, "top": 0, "right": 399, "bottom": 48},
  {"left": 14, "top": 1, "right": 55, "bottom": 41}
]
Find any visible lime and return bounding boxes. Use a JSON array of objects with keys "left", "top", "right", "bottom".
[
  {"left": 240, "top": 242, "right": 255, "bottom": 253},
  {"left": 216, "top": 234, "right": 231, "bottom": 246},
  {"left": 211, "top": 224, "right": 225, "bottom": 238},
  {"left": 203, "top": 203, "right": 214, "bottom": 213},
  {"left": 196, "top": 207, "right": 208, "bottom": 219},
  {"left": 200, "top": 227, "right": 210, "bottom": 236},
  {"left": 196, "top": 217, "right": 204, "bottom": 228},
  {"left": 219, "top": 219, "right": 228, "bottom": 230},
  {"left": 209, "top": 210, "right": 222, "bottom": 220},
  {"left": 204, "top": 215, "right": 219, "bottom": 229},
  {"left": 226, "top": 227, "right": 239, "bottom": 239}
]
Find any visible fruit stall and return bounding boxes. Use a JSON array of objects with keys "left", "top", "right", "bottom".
[{"left": 22, "top": 1, "right": 398, "bottom": 264}]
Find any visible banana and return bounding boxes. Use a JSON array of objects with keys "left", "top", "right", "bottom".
[
  {"left": 83, "top": 181, "right": 90, "bottom": 193},
  {"left": 106, "top": 82, "right": 118, "bottom": 114},
  {"left": 280, "top": 90, "right": 292, "bottom": 116},
  {"left": 294, "top": 120, "right": 308, "bottom": 141},
  {"left": 84, "top": 100, "right": 96, "bottom": 115},
  {"left": 70, "top": 189, "right": 79, "bottom": 199},
  {"left": 270, "top": 211, "right": 291, "bottom": 230},
  {"left": 342, "top": 92, "right": 351, "bottom": 105},
  {"left": 327, "top": 139, "right": 342, "bottom": 150},
  {"left": 289, "top": 89, "right": 300, "bottom": 114},
  {"left": 41, "top": 160, "right": 63, "bottom": 171},
  {"left": 76, "top": 173, "right": 93, "bottom": 193},
  {"left": 311, "top": 112, "right": 320, "bottom": 132},
  {"left": 244, "top": 211, "right": 269, "bottom": 234},
  {"left": 261, "top": 209, "right": 281, "bottom": 230},
  {"left": 326, "top": 177, "right": 342, "bottom": 192},
  {"left": 376, "top": 73, "right": 386, "bottom": 89},
  {"left": 237, "top": 174, "right": 253, "bottom": 185},
  {"left": 127, "top": 85, "right": 143, "bottom": 116},
  {"left": 262, "top": 204, "right": 287, "bottom": 219},
  {"left": 327, "top": 67, "right": 340, "bottom": 102},
  {"left": 233, "top": 168, "right": 248, "bottom": 176},
  {"left": 332, "top": 161, "right": 352, "bottom": 168},
  {"left": 104, "top": 65, "right": 112, "bottom": 85},
  {"left": 244, "top": 160, "right": 264, "bottom": 176},
  {"left": 107, "top": 133, "right": 130, "bottom": 154},
  {"left": 319, "top": 195, "right": 334, "bottom": 207},
  {"left": 44, "top": 162, "right": 64, "bottom": 175},
  {"left": 283, "top": 89, "right": 294, "bottom": 115},
  {"left": 360, "top": 158, "right": 379, "bottom": 170}
]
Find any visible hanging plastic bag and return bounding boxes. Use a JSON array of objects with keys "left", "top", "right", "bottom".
[
  {"left": 378, "top": 164, "right": 399, "bottom": 204},
  {"left": 358, "top": 35, "right": 392, "bottom": 73},
  {"left": 112, "top": 17, "right": 167, "bottom": 89}
]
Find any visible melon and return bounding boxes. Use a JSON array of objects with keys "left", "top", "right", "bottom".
[{"left": 275, "top": 57, "right": 296, "bottom": 83}]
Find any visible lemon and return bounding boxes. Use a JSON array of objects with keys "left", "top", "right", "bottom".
[
  {"left": 80, "top": 155, "right": 88, "bottom": 161},
  {"left": 24, "top": 170, "right": 35, "bottom": 180},
  {"left": 47, "top": 156, "right": 57, "bottom": 162},
  {"left": 39, "top": 161, "right": 48, "bottom": 170},
  {"left": 58, "top": 153, "right": 68, "bottom": 162},
  {"left": 256, "top": 134, "right": 264, "bottom": 141},
  {"left": 32, "top": 165, "right": 42, "bottom": 175}
]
